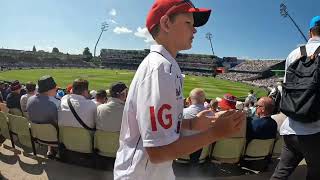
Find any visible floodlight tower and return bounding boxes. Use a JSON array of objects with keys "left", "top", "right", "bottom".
[
  {"left": 280, "top": 3, "right": 308, "bottom": 42},
  {"left": 94, "top": 22, "right": 109, "bottom": 57},
  {"left": 206, "top": 32, "right": 215, "bottom": 56}
]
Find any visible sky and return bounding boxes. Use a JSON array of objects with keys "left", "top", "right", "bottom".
[{"left": 0, "top": 0, "right": 319, "bottom": 59}]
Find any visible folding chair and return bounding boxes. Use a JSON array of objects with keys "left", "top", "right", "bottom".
[
  {"left": 7, "top": 113, "right": 35, "bottom": 154},
  {"left": 241, "top": 138, "right": 275, "bottom": 171},
  {"left": 94, "top": 130, "right": 119, "bottom": 158},
  {"left": 59, "top": 126, "right": 93, "bottom": 153},
  {"left": 8, "top": 108, "right": 23, "bottom": 116},
  {"left": 210, "top": 137, "right": 246, "bottom": 164},
  {"left": 0, "top": 111, "right": 13, "bottom": 146},
  {"left": 30, "top": 123, "right": 59, "bottom": 155},
  {"left": 175, "top": 145, "right": 211, "bottom": 164},
  {"left": 59, "top": 126, "right": 94, "bottom": 167}
]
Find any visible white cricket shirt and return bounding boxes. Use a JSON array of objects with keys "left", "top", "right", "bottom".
[{"left": 114, "top": 45, "right": 184, "bottom": 180}]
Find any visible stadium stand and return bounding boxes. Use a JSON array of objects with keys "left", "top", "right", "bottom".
[
  {"left": 100, "top": 49, "right": 219, "bottom": 76},
  {"left": 217, "top": 60, "right": 285, "bottom": 88},
  {"left": 0, "top": 49, "right": 96, "bottom": 69}
]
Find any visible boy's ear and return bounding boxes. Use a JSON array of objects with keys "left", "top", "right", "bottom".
[{"left": 159, "top": 15, "right": 170, "bottom": 33}]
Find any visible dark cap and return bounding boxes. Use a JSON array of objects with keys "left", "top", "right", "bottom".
[
  {"left": 38, "top": 75, "right": 57, "bottom": 93},
  {"left": 10, "top": 80, "right": 22, "bottom": 91},
  {"left": 110, "top": 82, "right": 127, "bottom": 97}
]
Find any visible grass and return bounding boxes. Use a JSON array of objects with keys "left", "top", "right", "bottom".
[{"left": 0, "top": 68, "right": 267, "bottom": 99}]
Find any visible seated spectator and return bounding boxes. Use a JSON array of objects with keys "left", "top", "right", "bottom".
[
  {"left": 218, "top": 93, "right": 237, "bottom": 111},
  {"left": 181, "top": 88, "right": 207, "bottom": 163},
  {"left": 26, "top": 75, "right": 59, "bottom": 158},
  {"left": 0, "top": 82, "right": 5, "bottom": 102},
  {"left": 1, "top": 83, "right": 10, "bottom": 101},
  {"left": 92, "top": 89, "right": 107, "bottom": 106},
  {"left": 245, "top": 89, "right": 257, "bottom": 104},
  {"left": 90, "top": 90, "right": 97, "bottom": 99},
  {"left": 59, "top": 79, "right": 97, "bottom": 130},
  {"left": 6, "top": 80, "right": 22, "bottom": 111},
  {"left": 66, "top": 84, "right": 73, "bottom": 94},
  {"left": 20, "top": 82, "right": 36, "bottom": 112},
  {"left": 249, "top": 101, "right": 257, "bottom": 118},
  {"left": 96, "top": 82, "right": 127, "bottom": 132},
  {"left": 27, "top": 76, "right": 60, "bottom": 125},
  {"left": 55, "top": 89, "right": 65, "bottom": 100},
  {"left": 246, "top": 97, "right": 277, "bottom": 141},
  {"left": 209, "top": 99, "right": 218, "bottom": 113}
]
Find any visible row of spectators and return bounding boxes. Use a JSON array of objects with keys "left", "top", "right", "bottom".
[
  {"left": 181, "top": 88, "right": 279, "bottom": 163},
  {"left": 0, "top": 75, "right": 282, "bottom": 162},
  {"left": 0, "top": 76, "right": 128, "bottom": 158}
]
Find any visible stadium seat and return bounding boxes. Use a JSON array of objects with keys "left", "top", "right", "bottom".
[
  {"left": 241, "top": 139, "right": 275, "bottom": 171},
  {"left": 210, "top": 137, "right": 246, "bottom": 164},
  {"left": 272, "top": 136, "right": 283, "bottom": 158},
  {"left": 175, "top": 145, "right": 211, "bottom": 164},
  {"left": 94, "top": 130, "right": 119, "bottom": 158},
  {"left": 7, "top": 113, "right": 35, "bottom": 154},
  {"left": 0, "top": 111, "right": 13, "bottom": 145},
  {"left": 59, "top": 126, "right": 93, "bottom": 153},
  {"left": 30, "top": 123, "right": 59, "bottom": 155},
  {"left": 8, "top": 108, "right": 23, "bottom": 116},
  {"left": 243, "top": 139, "right": 275, "bottom": 160}
]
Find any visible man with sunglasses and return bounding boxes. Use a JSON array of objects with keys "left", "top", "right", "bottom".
[
  {"left": 114, "top": 0, "right": 244, "bottom": 179},
  {"left": 246, "top": 97, "right": 277, "bottom": 142}
]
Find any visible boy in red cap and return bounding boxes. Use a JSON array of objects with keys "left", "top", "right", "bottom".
[{"left": 114, "top": 0, "right": 244, "bottom": 179}]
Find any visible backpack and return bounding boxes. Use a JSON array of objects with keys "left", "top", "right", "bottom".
[{"left": 280, "top": 45, "right": 320, "bottom": 123}]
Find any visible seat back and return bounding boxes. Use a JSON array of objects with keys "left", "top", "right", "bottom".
[
  {"left": 211, "top": 137, "right": 246, "bottom": 164},
  {"left": 94, "top": 130, "right": 119, "bottom": 157},
  {"left": 244, "top": 139, "right": 275, "bottom": 160},
  {"left": 0, "top": 103, "right": 9, "bottom": 113},
  {"left": 59, "top": 126, "right": 93, "bottom": 153},
  {"left": 7, "top": 113, "right": 32, "bottom": 148},
  {"left": 9, "top": 108, "right": 23, "bottom": 116},
  {"left": 272, "top": 136, "right": 283, "bottom": 158},
  {"left": 31, "top": 123, "right": 58, "bottom": 146},
  {"left": 0, "top": 111, "right": 10, "bottom": 139},
  {"left": 177, "top": 145, "right": 211, "bottom": 164}
]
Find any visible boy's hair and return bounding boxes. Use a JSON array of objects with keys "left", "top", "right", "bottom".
[
  {"left": 311, "top": 25, "right": 320, "bottom": 36},
  {"left": 150, "top": 14, "right": 179, "bottom": 39},
  {"left": 72, "top": 78, "right": 89, "bottom": 95}
]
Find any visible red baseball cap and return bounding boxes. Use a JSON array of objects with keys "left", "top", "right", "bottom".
[
  {"left": 218, "top": 93, "right": 237, "bottom": 110},
  {"left": 146, "top": 0, "right": 212, "bottom": 33}
]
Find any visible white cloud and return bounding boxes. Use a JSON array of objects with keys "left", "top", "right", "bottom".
[
  {"left": 109, "top": 19, "right": 118, "bottom": 24},
  {"left": 113, "top": 26, "right": 133, "bottom": 34},
  {"left": 134, "top": 27, "right": 155, "bottom": 44},
  {"left": 109, "top": 9, "right": 117, "bottom": 16}
]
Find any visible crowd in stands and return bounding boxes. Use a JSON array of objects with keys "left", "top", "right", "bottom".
[
  {"left": 216, "top": 72, "right": 260, "bottom": 81},
  {"left": 230, "top": 60, "right": 282, "bottom": 72},
  {"left": 0, "top": 76, "right": 128, "bottom": 158},
  {"left": 0, "top": 74, "right": 284, "bottom": 170}
]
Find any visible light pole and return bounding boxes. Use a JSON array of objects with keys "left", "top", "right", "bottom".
[
  {"left": 205, "top": 32, "right": 215, "bottom": 56},
  {"left": 94, "top": 22, "right": 108, "bottom": 57},
  {"left": 280, "top": 3, "right": 308, "bottom": 42}
]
